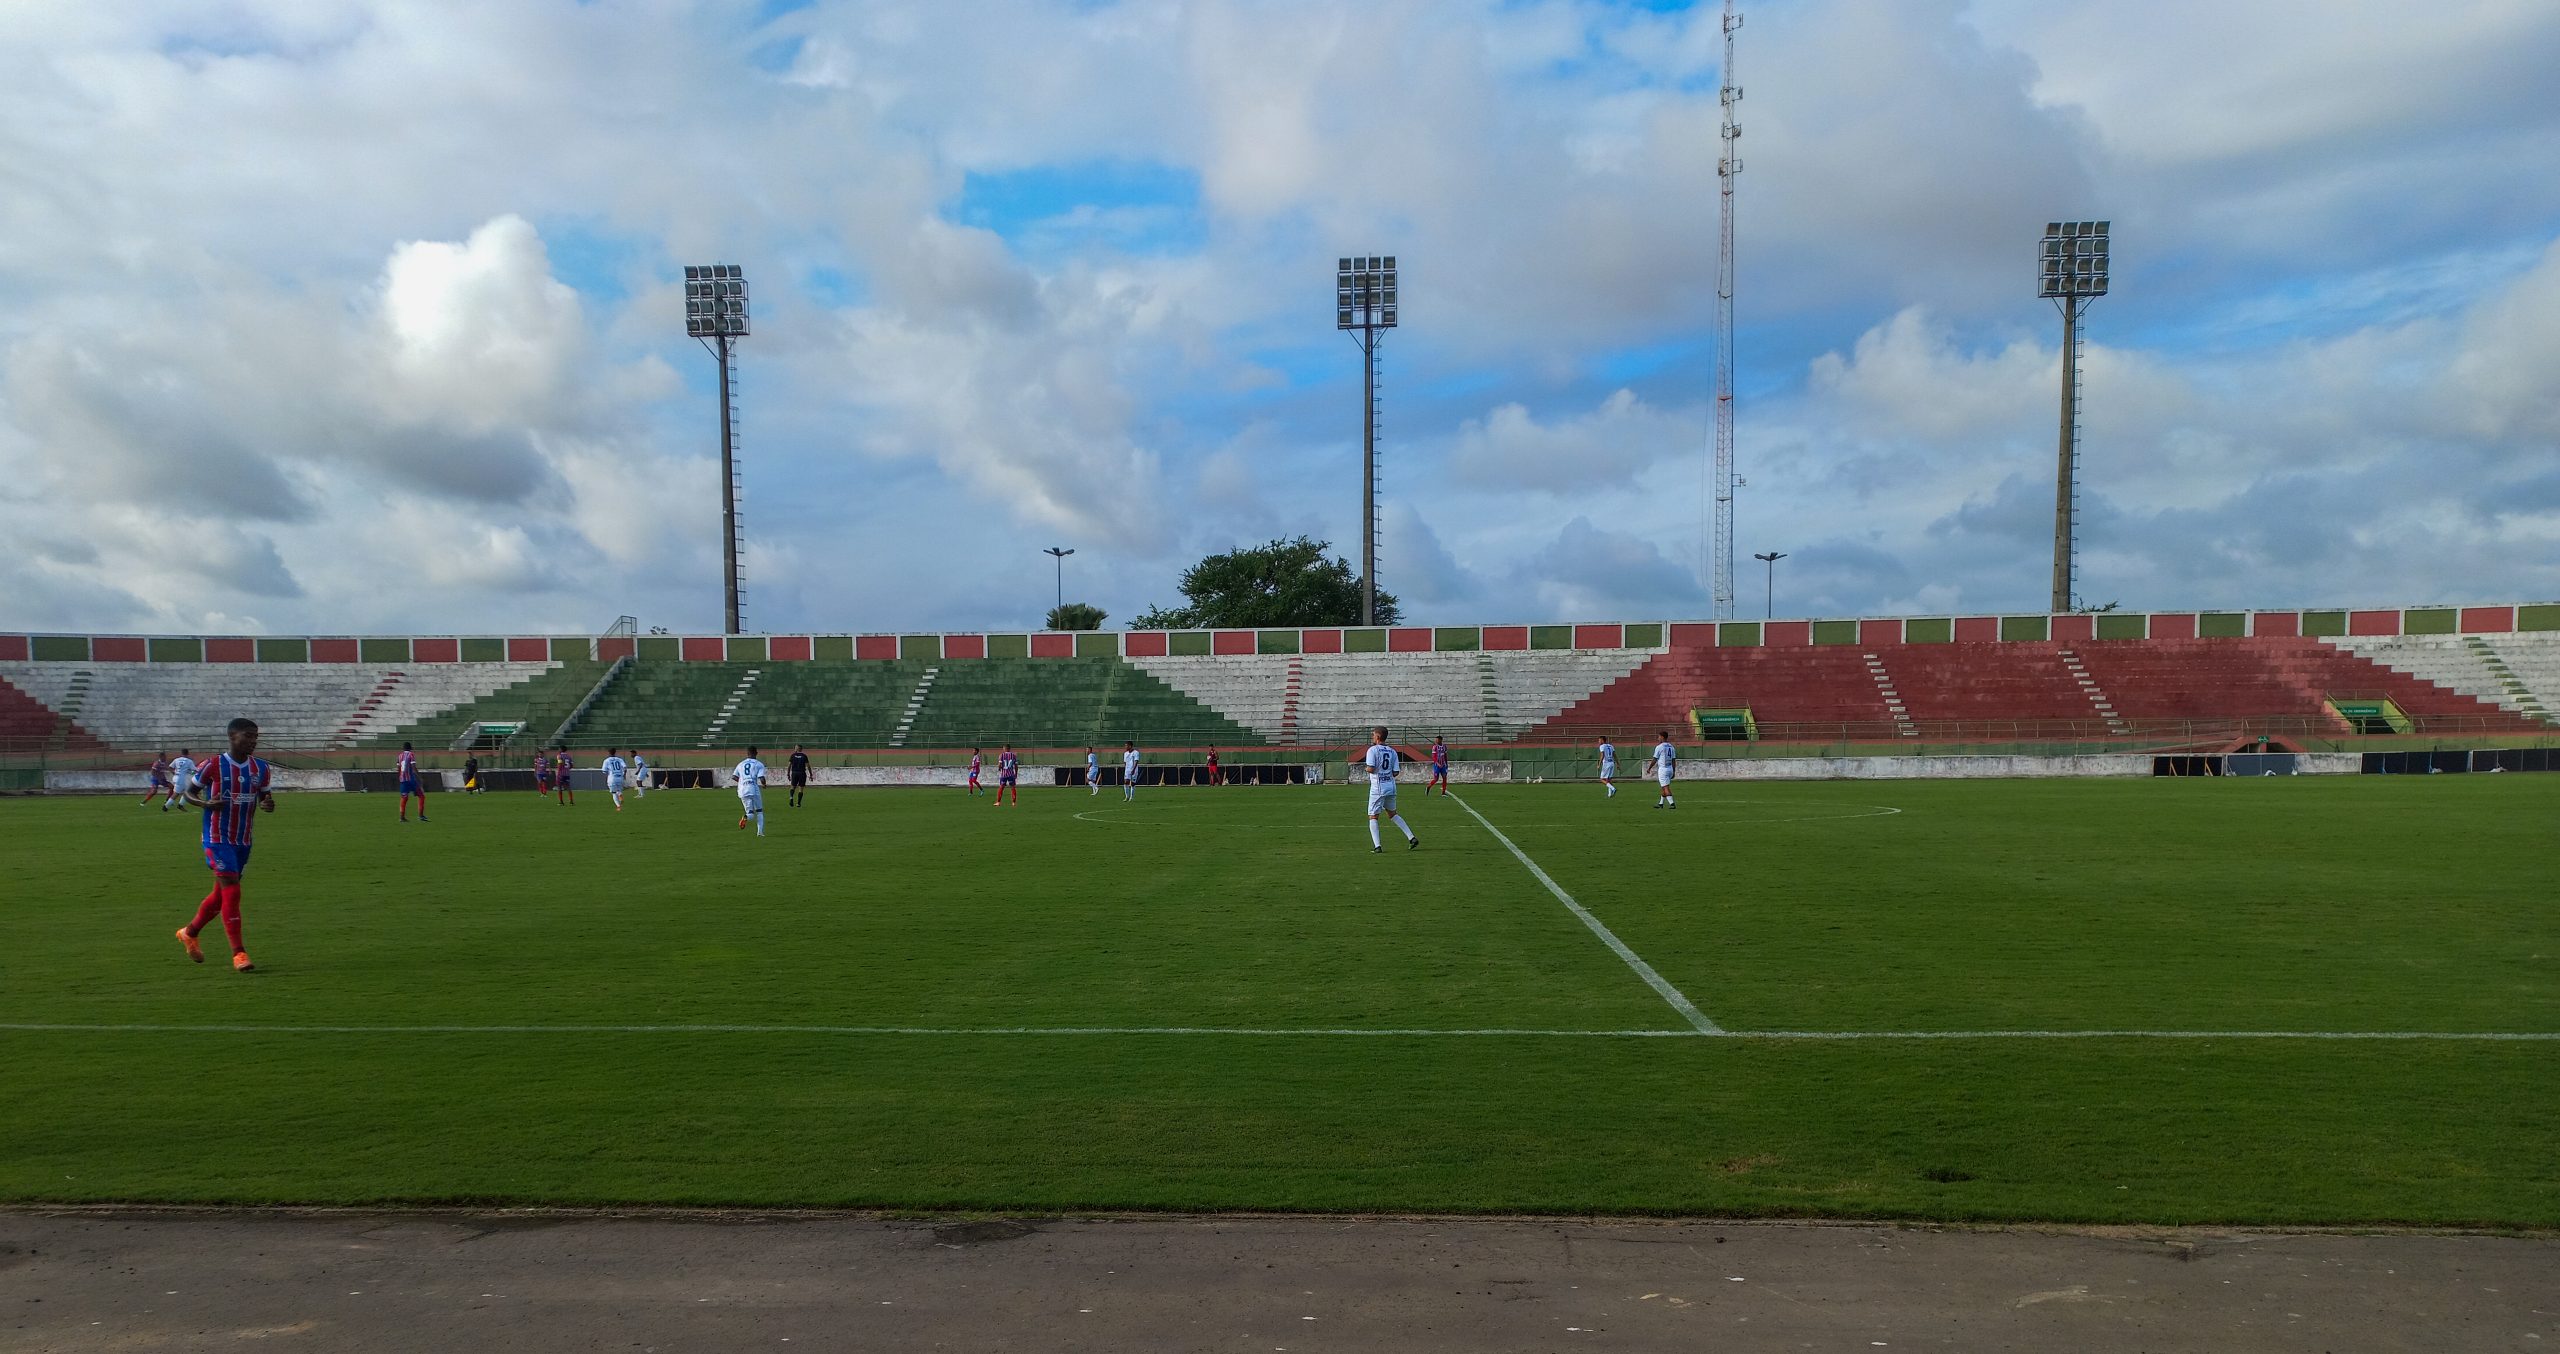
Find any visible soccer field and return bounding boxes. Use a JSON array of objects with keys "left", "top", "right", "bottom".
[{"left": 3, "top": 775, "right": 2555, "bottom": 1225}]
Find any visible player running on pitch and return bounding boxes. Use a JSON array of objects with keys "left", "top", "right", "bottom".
[
  {"left": 1426, "top": 736, "right": 1451, "bottom": 795},
  {"left": 141, "top": 752, "right": 175, "bottom": 809},
  {"left": 174, "top": 717, "right": 275, "bottom": 973},
  {"left": 1351, "top": 727, "right": 1419, "bottom": 853},
  {"left": 396, "top": 741, "right": 428, "bottom": 822},
  {"left": 601, "top": 747, "right": 629, "bottom": 810},
  {"left": 1644, "top": 730, "right": 1678, "bottom": 808},
  {"left": 967, "top": 748, "right": 984, "bottom": 797},
  {"left": 1120, "top": 741, "right": 1141, "bottom": 800},
  {"left": 1086, "top": 747, "right": 1101, "bottom": 797},
  {"left": 169, "top": 749, "right": 197, "bottom": 812},
  {"left": 734, "top": 746, "right": 769, "bottom": 835},
  {"left": 629, "top": 751, "right": 649, "bottom": 799},
  {"left": 1598, "top": 737, "right": 1618, "bottom": 798},
  {"left": 786, "top": 744, "right": 811, "bottom": 808}
]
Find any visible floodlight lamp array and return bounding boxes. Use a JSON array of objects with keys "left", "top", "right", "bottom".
[
  {"left": 685, "top": 263, "right": 750, "bottom": 337},
  {"left": 2038, "top": 222, "right": 2109, "bottom": 299},
  {"left": 1336, "top": 255, "right": 1398, "bottom": 330}
]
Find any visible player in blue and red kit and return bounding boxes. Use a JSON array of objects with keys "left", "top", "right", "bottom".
[
  {"left": 395, "top": 741, "right": 428, "bottom": 822},
  {"left": 553, "top": 746, "right": 576, "bottom": 806},
  {"left": 175, "top": 717, "right": 275, "bottom": 973},
  {"left": 1426, "top": 737, "right": 1451, "bottom": 795},
  {"left": 996, "top": 745, "right": 1020, "bottom": 806},
  {"left": 141, "top": 752, "right": 175, "bottom": 809}
]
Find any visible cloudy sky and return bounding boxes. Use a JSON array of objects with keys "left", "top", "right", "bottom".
[{"left": 3, "top": 0, "right": 2556, "bottom": 636}]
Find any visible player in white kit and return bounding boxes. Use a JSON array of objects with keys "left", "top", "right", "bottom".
[
  {"left": 1353, "top": 726, "right": 1419, "bottom": 853},
  {"left": 1643, "top": 730, "right": 1677, "bottom": 808},
  {"left": 1598, "top": 738, "right": 1618, "bottom": 798},
  {"left": 169, "top": 750, "right": 198, "bottom": 812},
  {"left": 630, "top": 752, "right": 649, "bottom": 798},
  {"left": 1120, "top": 742, "right": 1140, "bottom": 801},
  {"left": 1086, "top": 748, "right": 1102, "bottom": 796},
  {"left": 601, "top": 748, "right": 629, "bottom": 811},
  {"left": 734, "top": 746, "right": 768, "bottom": 836}
]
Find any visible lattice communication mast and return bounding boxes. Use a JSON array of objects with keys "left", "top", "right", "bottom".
[{"left": 1712, "top": 0, "right": 1744, "bottom": 619}]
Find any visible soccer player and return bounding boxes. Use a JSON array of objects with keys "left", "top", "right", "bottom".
[
  {"left": 996, "top": 744, "right": 1020, "bottom": 806},
  {"left": 1598, "top": 737, "right": 1618, "bottom": 798},
  {"left": 533, "top": 748, "right": 553, "bottom": 799},
  {"left": 1120, "top": 741, "right": 1140, "bottom": 801},
  {"left": 967, "top": 748, "right": 984, "bottom": 797},
  {"left": 554, "top": 747, "right": 576, "bottom": 806},
  {"left": 174, "top": 717, "right": 274, "bottom": 973},
  {"left": 141, "top": 752, "right": 174, "bottom": 809},
  {"left": 462, "top": 753, "right": 482, "bottom": 794},
  {"left": 1351, "top": 726, "right": 1419, "bottom": 853},
  {"left": 601, "top": 747, "right": 629, "bottom": 810},
  {"left": 395, "top": 741, "right": 428, "bottom": 822},
  {"left": 1644, "top": 730, "right": 1678, "bottom": 809},
  {"left": 786, "top": 744, "right": 811, "bottom": 808},
  {"left": 1427, "top": 736, "right": 1451, "bottom": 795},
  {"left": 1086, "top": 746, "right": 1101, "bottom": 797},
  {"left": 630, "top": 751, "right": 649, "bottom": 799},
  {"left": 169, "top": 749, "right": 197, "bottom": 811},
  {"left": 1205, "top": 746, "right": 1222, "bottom": 787},
  {"left": 734, "top": 745, "right": 768, "bottom": 835}
]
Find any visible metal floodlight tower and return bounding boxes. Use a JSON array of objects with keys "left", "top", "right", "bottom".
[
  {"left": 2038, "top": 221, "right": 2109, "bottom": 613},
  {"left": 1336, "top": 255, "right": 1397, "bottom": 627},
  {"left": 683, "top": 264, "right": 751, "bottom": 634},
  {"left": 1710, "top": 0, "right": 1744, "bottom": 619}
]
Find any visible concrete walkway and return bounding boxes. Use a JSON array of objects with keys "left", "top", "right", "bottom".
[{"left": 4, "top": 1210, "right": 2552, "bottom": 1352}]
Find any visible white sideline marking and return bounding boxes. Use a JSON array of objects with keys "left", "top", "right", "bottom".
[
  {"left": 1738, "top": 1029, "right": 2560, "bottom": 1041},
  {"left": 0, "top": 1023, "right": 1692, "bottom": 1038},
  {"left": 0, "top": 1023, "right": 2551, "bottom": 1041},
  {"left": 1445, "top": 790, "right": 1722, "bottom": 1034}
]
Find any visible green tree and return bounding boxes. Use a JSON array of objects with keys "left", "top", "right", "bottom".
[
  {"left": 1045, "top": 602, "right": 1107, "bottom": 631},
  {"left": 1132, "top": 536, "right": 1400, "bottom": 629}
]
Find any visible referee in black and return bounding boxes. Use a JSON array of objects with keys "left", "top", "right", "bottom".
[{"left": 786, "top": 743, "right": 812, "bottom": 808}]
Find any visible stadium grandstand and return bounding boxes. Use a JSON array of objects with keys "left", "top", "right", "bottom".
[{"left": 5, "top": 602, "right": 2554, "bottom": 786}]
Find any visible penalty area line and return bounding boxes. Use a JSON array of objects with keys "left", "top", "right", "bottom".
[{"left": 1445, "top": 790, "right": 1722, "bottom": 1034}]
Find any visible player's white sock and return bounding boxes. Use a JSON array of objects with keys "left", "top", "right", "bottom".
[
  {"left": 1395, "top": 816, "right": 1414, "bottom": 841},
  {"left": 754, "top": 810, "right": 765, "bottom": 836},
  {"left": 1368, "top": 818, "right": 1381, "bottom": 848},
  {"left": 1605, "top": 783, "right": 1616, "bottom": 797}
]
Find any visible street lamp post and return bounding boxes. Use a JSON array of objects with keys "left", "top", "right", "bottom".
[
  {"left": 1753, "top": 551, "right": 1787, "bottom": 619},
  {"left": 1043, "top": 547, "right": 1075, "bottom": 616}
]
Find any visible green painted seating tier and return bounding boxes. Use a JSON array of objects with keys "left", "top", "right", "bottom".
[
  {"left": 558, "top": 659, "right": 1257, "bottom": 749},
  {"left": 357, "top": 661, "right": 608, "bottom": 749},
  {"left": 900, "top": 658, "right": 1256, "bottom": 748}
]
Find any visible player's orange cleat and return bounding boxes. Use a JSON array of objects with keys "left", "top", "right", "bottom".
[
  {"left": 232, "top": 952, "right": 255, "bottom": 973},
  {"left": 738, "top": 816, "right": 749, "bottom": 829},
  {"left": 177, "top": 927, "right": 203, "bottom": 963}
]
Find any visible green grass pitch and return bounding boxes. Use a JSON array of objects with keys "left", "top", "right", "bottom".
[{"left": 1, "top": 774, "right": 2553, "bottom": 1225}]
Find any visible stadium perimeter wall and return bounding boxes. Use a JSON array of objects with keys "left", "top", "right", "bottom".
[
  {"left": 33, "top": 753, "right": 2384, "bottom": 793},
  {"left": 4, "top": 602, "right": 2554, "bottom": 667}
]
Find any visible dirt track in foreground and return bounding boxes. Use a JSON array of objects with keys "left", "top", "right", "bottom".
[{"left": 4, "top": 1209, "right": 2554, "bottom": 1351}]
